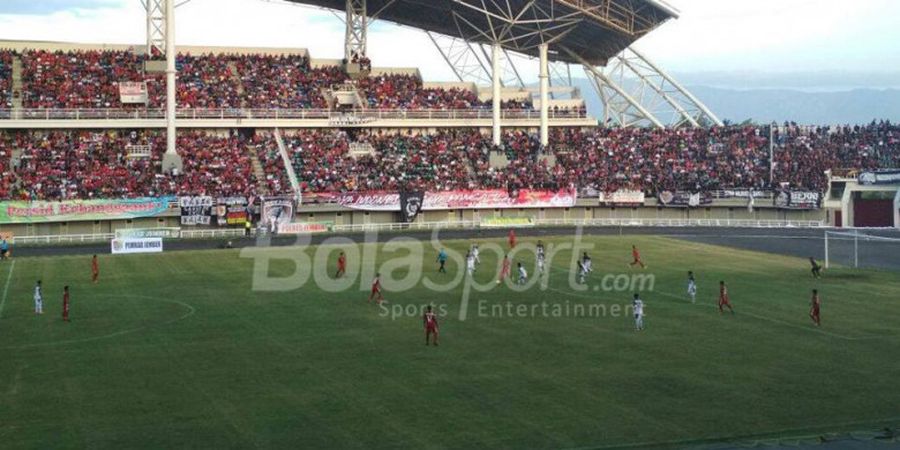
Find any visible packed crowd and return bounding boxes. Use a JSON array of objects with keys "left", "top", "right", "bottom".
[
  {"left": 7, "top": 49, "right": 544, "bottom": 112},
  {"left": 772, "top": 122, "right": 900, "bottom": 192},
  {"left": 1, "top": 122, "right": 897, "bottom": 201},
  {"left": 21, "top": 49, "right": 147, "bottom": 109},
  {"left": 0, "top": 50, "right": 12, "bottom": 109},
  {"left": 0, "top": 129, "right": 258, "bottom": 200},
  {"left": 263, "top": 129, "right": 492, "bottom": 193},
  {"left": 235, "top": 54, "right": 340, "bottom": 109},
  {"left": 257, "top": 122, "right": 900, "bottom": 196}
]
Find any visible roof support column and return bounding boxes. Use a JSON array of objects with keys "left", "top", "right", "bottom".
[
  {"left": 492, "top": 43, "right": 502, "bottom": 146},
  {"left": 161, "top": 0, "right": 182, "bottom": 172},
  {"left": 539, "top": 43, "right": 550, "bottom": 147}
]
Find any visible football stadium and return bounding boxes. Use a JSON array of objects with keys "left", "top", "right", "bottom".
[{"left": 0, "top": 0, "right": 899, "bottom": 448}]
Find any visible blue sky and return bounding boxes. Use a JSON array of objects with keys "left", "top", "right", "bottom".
[
  {"left": 0, "top": 0, "right": 897, "bottom": 81},
  {"left": 0, "top": 0, "right": 120, "bottom": 15}
]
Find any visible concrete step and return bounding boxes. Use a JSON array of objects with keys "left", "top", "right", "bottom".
[
  {"left": 11, "top": 55, "right": 23, "bottom": 109},
  {"left": 247, "top": 145, "right": 269, "bottom": 196}
]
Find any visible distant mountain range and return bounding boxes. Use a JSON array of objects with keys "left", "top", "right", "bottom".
[{"left": 567, "top": 71, "right": 900, "bottom": 125}]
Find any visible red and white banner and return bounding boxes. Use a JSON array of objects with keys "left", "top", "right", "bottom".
[
  {"left": 598, "top": 190, "right": 645, "bottom": 205},
  {"left": 316, "top": 189, "right": 577, "bottom": 211},
  {"left": 119, "top": 81, "right": 148, "bottom": 104},
  {"left": 278, "top": 222, "right": 331, "bottom": 234}
]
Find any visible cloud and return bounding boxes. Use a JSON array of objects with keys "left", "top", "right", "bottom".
[{"left": 0, "top": 0, "right": 896, "bottom": 83}]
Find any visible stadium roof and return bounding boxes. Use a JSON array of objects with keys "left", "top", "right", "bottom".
[{"left": 286, "top": 0, "right": 679, "bottom": 66}]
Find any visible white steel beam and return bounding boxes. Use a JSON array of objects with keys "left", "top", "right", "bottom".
[
  {"left": 492, "top": 43, "right": 502, "bottom": 146},
  {"left": 565, "top": 47, "right": 663, "bottom": 128},
  {"left": 165, "top": 0, "right": 177, "bottom": 157},
  {"left": 344, "top": 0, "right": 367, "bottom": 62},
  {"left": 604, "top": 47, "right": 722, "bottom": 127},
  {"left": 145, "top": 0, "right": 166, "bottom": 56},
  {"left": 539, "top": 43, "right": 549, "bottom": 146}
]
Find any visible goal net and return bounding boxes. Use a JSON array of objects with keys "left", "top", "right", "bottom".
[{"left": 824, "top": 230, "right": 900, "bottom": 270}]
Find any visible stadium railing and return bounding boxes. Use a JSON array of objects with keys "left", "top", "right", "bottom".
[
  {"left": 330, "top": 218, "right": 826, "bottom": 233},
  {"left": 0, "top": 108, "right": 587, "bottom": 121},
  {"left": 9, "top": 218, "right": 826, "bottom": 246}
]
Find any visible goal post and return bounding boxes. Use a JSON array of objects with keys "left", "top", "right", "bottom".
[{"left": 825, "top": 229, "right": 900, "bottom": 269}]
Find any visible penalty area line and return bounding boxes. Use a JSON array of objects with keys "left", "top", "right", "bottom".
[{"left": 0, "top": 260, "right": 16, "bottom": 320}]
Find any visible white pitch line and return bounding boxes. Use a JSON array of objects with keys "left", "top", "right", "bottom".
[
  {"left": 652, "top": 290, "right": 869, "bottom": 341},
  {"left": 0, "top": 260, "right": 16, "bottom": 320}
]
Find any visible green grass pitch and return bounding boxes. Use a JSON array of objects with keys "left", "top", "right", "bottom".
[{"left": 0, "top": 235, "right": 898, "bottom": 449}]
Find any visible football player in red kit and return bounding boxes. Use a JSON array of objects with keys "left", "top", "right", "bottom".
[
  {"left": 629, "top": 245, "right": 646, "bottom": 269},
  {"left": 91, "top": 255, "right": 99, "bottom": 283},
  {"left": 810, "top": 289, "right": 821, "bottom": 326},
  {"left": 718, "top": 281, "right": 734, "bottom": 314},
  {"left": 423, "top": 305, "right": 439, "bottom": 346},
  {"left": 499, "top": 254, "right": 511, "bottom": 282},
  {"left": 336, "top": 252, "right": 347, "bottom": 278},
  {"left": 369, "top": 273, "right": 384, "bottom": 304},
  {"left": 508, "top": 229, "right": 517, "bottom": 249},
  {"left": 62, "top": 286, "right": 71, "bottom": 322}
]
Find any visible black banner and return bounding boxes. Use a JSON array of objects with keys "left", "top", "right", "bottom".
[
  {"left": 858, "top": 169, "right": 900, "bottom": 186},
  {"left": 179, "top": 196, "right": 213, "bottom": 226},
  {"left": 774, "top": 190, "right": 822, "bottom": 210},
  {"left": 399, "top": 191, "right": 424, "bottom": 223},
  {"left": 657, "top": 191, "right": 712, "bottom": 208},
  {"left": 261, "top": 196, "right": 295, "bottom": 232}
]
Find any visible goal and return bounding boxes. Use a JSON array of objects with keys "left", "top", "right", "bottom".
[{"left": 824, "top": 230, "right": 900, "bottom": 269}]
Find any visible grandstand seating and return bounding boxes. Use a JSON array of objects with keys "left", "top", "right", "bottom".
[
  {"left": 8, "top": 49, "right": 545, "bottom": 112},
  {"left": 1, "top": 123, "right": 898, "bottom": 201},
  {"left": 0, "top": 129, "right": 257, "bottom": 200},
  {"left": 0, "top": 50, "right": 12, "bottom": 109},
  {"left": 21, "top": 49, "right": 146, "bottom": 109}
]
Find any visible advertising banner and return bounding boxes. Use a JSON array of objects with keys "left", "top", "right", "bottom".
[
  {"left": 718, "top": 189, "right": 769, "bottom": 199},
  {"left": 110, "top": 237, "right": 163, "bottom": 255},
  {"left": 320, "top": 189, "right": 577, "bottom": 211},
  {"left": 480, "top": 217, "right": 535, "bottom": 228},
  {"left": 598, "top": 190, "right": 645, "bottom": 205},
  {"left": 774, "top": 190, "right": 822, "bottom": 210},
  {"left": 115, "top": 228, "right": 181, "bottom": 239},
  {"left": 0, "top": 197, "right": 175, "bottom": 224},
  {"left": 277, "top": 222, "right": 332, "bottom": 234},
  {"left": 179, "top": 196, "right": 213, "bottom": 226},
  {"left": 119, "top": 81, "right": 148, "bottom": 104},
  {"left": 657, "top": 191, "right": 713, "bottom": 208},
  {"left": 858, "top": 169, "right": 900, "bottom": 186}
]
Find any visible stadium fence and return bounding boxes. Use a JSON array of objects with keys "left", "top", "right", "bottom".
[{"left": 10, "top": 218, "right": 825, "bottom": 246}]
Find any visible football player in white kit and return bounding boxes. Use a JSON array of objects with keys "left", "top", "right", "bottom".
[
  {"left": 582, "top": 252, "right": 593, "bottom": 275},
  {"left": 577, "top": 259, "right": 588, "bottom": 284},
  {"left": 33, "top": 280, "right": 43, "bottom": 314},
  {"left": 517, "top": 262, "right": 528, "bottom": 285},
  {"left": 471, "top": 243, "right": 480, "bottom": 265},
  {"left": 536, "top": 240, "right": 546, "bottom": 274},
  {"left": 687, "top": 271, "right": 697, "bottom": 303},
  {"left": 632, "top": 293, "right": 644, "bottom": 331},
  {"left": 466, "top": 251, "right": 476, "bottom": 275}
]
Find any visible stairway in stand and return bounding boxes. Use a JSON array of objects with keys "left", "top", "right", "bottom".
[
  {"left": 228, "top": 60, "right": 246, "bottom": 109},
  {"left": 247, "top": 145, "right": 269, "bottom": 196},
  {"left": 11, "top": 55, "right": 24, "bottom": 110}
]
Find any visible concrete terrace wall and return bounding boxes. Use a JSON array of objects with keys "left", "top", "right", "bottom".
[
  {"left": 0, "top": 206, "right": 828, "bottom": 241},
  {"left": 0, "top": 39, "right": 310, "bottom": 57}
]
